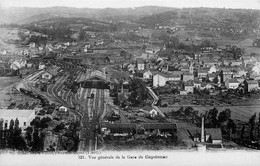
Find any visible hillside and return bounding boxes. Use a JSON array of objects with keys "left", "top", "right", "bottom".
[
  {"left": 0, "top": 6, "right": 175, "bottom": 24},
  {"left": 134, "top": 8, "right": 260, "bottom": 28}
]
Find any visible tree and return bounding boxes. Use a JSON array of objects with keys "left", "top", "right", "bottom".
[
  {"left": 32, "top": 129, "right": 44, "bottom": 152},
  {"left": 205, "top": 107, "right": 218, "bottom": 128},
  {"left": 249, "top": 113, "right": 256, "bottom": 140},
  {"left": 241, "top": 125, "right": 245, "bottom": 139},
  {"left": 0, "top": 119, "right": 3, "bottom": 130},
  {"left": 7, "top": 119, "right": 14, "bottom": 148},
  {"left": 40, "top": 117, "right": 52, "bottom": 129},
  {"left": 128, "top": 79, "right": 149, "bottom": 107},
  {"left": 227, "top": 119, "right": 236, "bottom": 140},
  {"left": 78, "top": 30, "right": 85, "bottom": 41},
  {"left": 25, "top": 127, "right": 33, "bottom": 147},
  {"left": 62, "top": 121, "right": 80, "bottom": 151},
  {"left": 120, "top": 50, "right": 127, "bottom": 57},
  {"left": 201, "top": 39, "right": 211, "bottom": 47},
  {"left": 14, "top": 118, "right": 19, "bottom": 129},
  {"left": 54, "top": 123, "right": 65, "bottom": 132},
  {"left": 7, "top": 118, "right": 27, "bottom": 150},
  {"left": 30, "top": 117, "right": 41, "bottom": 128},
  {"left": 218, "top": 109, "right": 231, "bottom": 126},
  {"left": 213, "top": 76, "right": 219, "bottom": 84},
  {"left": 258, "top": 113, "right": 260, "bottom": 138},
  {"left": 184, "top": 107, "right": 193, "bottom": 116}
]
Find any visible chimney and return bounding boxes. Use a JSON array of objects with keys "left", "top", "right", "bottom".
[{"left": 201, "top": 116, "right": 205, "bottom": 142}]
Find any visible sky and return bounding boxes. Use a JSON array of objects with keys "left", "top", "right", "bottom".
[{"left": 1, "top": 0, "right": 260, "bottom": 9}]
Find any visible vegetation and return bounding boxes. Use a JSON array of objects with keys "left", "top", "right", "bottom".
[{"left": 128, "top": 78, "right": 150, "bottom": 107}]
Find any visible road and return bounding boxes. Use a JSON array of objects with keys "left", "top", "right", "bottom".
[{"left": 147, "top": 86, "right": 166, "bottom": 118}]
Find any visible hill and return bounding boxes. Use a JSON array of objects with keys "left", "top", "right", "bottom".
[{"left": 0, "top": 6, "right": 175, "bottom": 24}]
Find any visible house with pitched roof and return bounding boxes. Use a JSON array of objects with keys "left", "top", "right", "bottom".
[
  {"left": 136, "top": 58, "right": 145, "bottom": 70},
  {"left": 222, "top": 69, "right": 233, "bottom": 82},
  {"left": 153, "top": 72, "right": 181, "bottom": 87},
  {"left": 182, "top": 72, "right": 194, "bottom": 82},
  {"left": 184, "top": 81, "right": 194, "bottom": 94},
  {"left": 200, "top": 82, "right": 214, "bottom": 90},
  {"left": 230, "top": 60, "right": 243, "bottom": 67},
  {"left": 42, "top": 69, "right": 58, "bottom": 80},
  {"left": 194, "top": 79, "right": 202, "bottom": 88},
  {"left": 225, "top": 78, "right": 239, "bottom": 89},
  {"left": 208, "top": 73, "right": 217, "bottom": 82},
  {"left": 198, "top": 69, "right": 208, "bottom": 78},
  {"left": 205, "top": 128, "right": 223, "bottom": 144},
  {"left": 143, "top": 70, "right": 153, "bottom": 79},
  {"left": 245, "top": 80, "right": 259, "bottom": 92}
]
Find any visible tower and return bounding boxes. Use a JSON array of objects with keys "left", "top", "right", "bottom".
[{"left": 201, "top": 116, "right": 205, "bottom": 143}]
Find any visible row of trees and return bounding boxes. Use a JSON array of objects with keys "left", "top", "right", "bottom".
[
  {"left": 157, "top": 33, "right": 217, "bottom": 52},
  {"left": 172, "top": 106, "right": 260, "bottom": 141},
  {"left": 0, "top": 116, "right": 81, "bottom": 152},
  {"left": 171, "top": 107, "right": 236, "bottom": 139},
  {"left": 0, "top": 118, "right": 27, "bottom": 150}
]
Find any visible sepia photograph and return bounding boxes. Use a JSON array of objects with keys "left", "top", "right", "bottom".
[{"left": 0, "top": 0, "right": 260, "bottom": 165}]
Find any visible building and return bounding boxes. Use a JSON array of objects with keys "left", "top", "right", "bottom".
[
  {"left": 194, "top": 79, "right": 202, "bottom": 89},
  {"left": 126, "top": 64, "right": 135, "bottom": 73},
  {"left": 205, "top": 128, "right": 223, "bottom": 144},
  {"left": 200, "top": 82, "right": 213, "bottom": 90},
  {"left": 230, "top": 60, "right": 243, "bottom": 67},
  {"left": 182, "top": 72, "right": 194, "bottom": 82},
  {"left": 193, "top": 118, "right": 222, "bottom": 144},
  {"left": 29, "top": 42, "right": 36, "bottom": 48},
  {"left": 145, "top": 48, "right": 154, "bottom": 54},
  {"left": 184, "top": 81, "right": 194, "bottom": 94},
  {"left": 153, "top": 73, "right": 168, "bottom": 87},
  {"left": 100, "top": 122, "right": 176, "bottom": 136},
  {"left": 153, "top": 72, "right": 181, "bottom": 87},
  {"left": 143, "top": 70, "right": 153, "bottom": 79},
  {"left": 208, "top": 65, "right": 217, "bottom": 74},
  {"left": 198, "top": 69, "right": 208, "bottom": 78},
  {"left": 234, "top": 70, "right": 247, "bottom": 77},
  {"left": 149, "top": 109, "right": 158, "bottom": 118},
  {"left": 41, "top": 69, "right": 58, "bottom": 80},
  {"left": 225, "top": 78, "right": 239, "bottom": 89},
  {"left": 39, "top": 63, "right": 46, "bottom": 70},
  {"left": 136, "top": 58, "right": 145, "bottom": 70},
  {"left": 77, "top": 70, "right": 116, "bottom": 89},
  {"left": 0, "top": 109, "right": 35, "bottom": 131},
  {"left": 59, "top": 106, "right": 68, "bottom": 112},
  {"left": 141, "top": 53, "right": 157, "bottom": 59},
  {"left": 208, "top": 73, "right": 218, "bottom": 82},
  {"left": 246, "top": 80, "right": 259, "bottom": 92},
  {"left": 203, "top": 60, "right": 220, "bottom": 67},
  {"left": 252, "top": 65, "right": 260, "bottom": 75}
]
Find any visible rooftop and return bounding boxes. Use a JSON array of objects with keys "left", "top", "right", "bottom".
[
  {"left": 0, "top": 109, "right": 35, "bottom": 118},
  {"left": 77, "top": 70, "right": 115, "bottom": 83},
  {"left": 46, "top": 69, "right": 58, "bottom": 76},
  {"left": 136, "top": 58, "right": 145, "bottom": 64},
  {"left": 247, "top": 80, "right": 258, "bottom": 84},
  {"left": 205, "top": 128, "right": 222, "bottom": 140},
  {"left": 227, "top": 78, "right": 239, "bottom": 83}
]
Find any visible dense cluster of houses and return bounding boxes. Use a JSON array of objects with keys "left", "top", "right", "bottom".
[{"left": 120, "top": 46, "right": 260, "bottom": 95}]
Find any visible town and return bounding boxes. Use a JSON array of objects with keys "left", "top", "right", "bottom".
[{"left": 1, "top": 6, "right": 260, "bottom": 153}]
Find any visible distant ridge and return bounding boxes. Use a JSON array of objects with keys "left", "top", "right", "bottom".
[{"left": 0, "top": 6, "right": 259, "bottom": 25}]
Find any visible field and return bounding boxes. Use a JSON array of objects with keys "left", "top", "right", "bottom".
[
  {"left": 0, "top": 76, "right": 21, "bottom": 89},
  {"left": 161, "top": 105, "right": 260, "bottom": 122},
  {"left": 0, "top": 76, "right": 22, "bottom": 108},
  {"left": 0, "top": 28, "right": 20, "bottom": 50}
]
